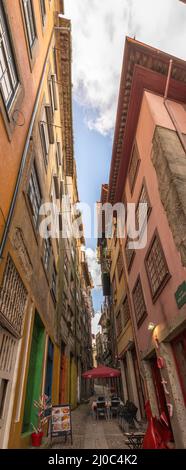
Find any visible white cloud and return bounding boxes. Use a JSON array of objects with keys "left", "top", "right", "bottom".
[
  {"left": 85, "top": 248, "right": 101, "bottom": 289},
  {"left": 92, "top": 311, "right": 101, "bottom": 335},
  {"left": 65, "top": 0, "right": 186, "bottom": 136}
]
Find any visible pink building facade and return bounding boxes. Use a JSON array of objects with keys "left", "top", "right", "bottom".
[{"left": 107, "top": 38, "right": 186, "bottom": 448}]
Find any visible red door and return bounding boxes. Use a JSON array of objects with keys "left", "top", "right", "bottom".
[{"left": 150, "top": 357, "right": 169, "bottom": 417}]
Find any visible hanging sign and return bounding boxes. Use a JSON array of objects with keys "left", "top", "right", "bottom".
[
  {"left": 175, "top": 281, "right": 186, "bottom": 309},
  {"left": 51, "top": 404, "right": 73, "bottom": 443}
]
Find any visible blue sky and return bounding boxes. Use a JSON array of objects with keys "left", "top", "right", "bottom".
[{"left": 72, "top": 101, "right": 112, "bottom": 327}]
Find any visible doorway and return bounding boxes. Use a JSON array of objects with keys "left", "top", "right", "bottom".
[
  {"left": 45, "top": 338, "right": 54, "bottom": 400},
  {"left": 59, "top": 341, "right": 66, "bottom": 404},
  {"left": 22, "top": 312, "right": 45, "bottom": 433},
  {"left": 150, "top": 356, "right": 169, "bottom": 417}
]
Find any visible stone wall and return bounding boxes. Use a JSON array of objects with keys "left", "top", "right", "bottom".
[{"left": 152, "top": 126, "right": 186, "bottom": 266}]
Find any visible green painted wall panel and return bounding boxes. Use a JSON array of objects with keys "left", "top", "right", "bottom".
[{"left": 22, "top": 313, "right": 45, "bottom": 433}]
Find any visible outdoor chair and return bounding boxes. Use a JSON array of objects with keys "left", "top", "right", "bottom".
[
  {"left": 110, "top": 398, "right": 120, "bottom": 418},
  {"left": 118, "top": 401, "right": 139, "bottom": 429},
  {"left": 96, "top": 401, "right": 107, "bottom": 420}
]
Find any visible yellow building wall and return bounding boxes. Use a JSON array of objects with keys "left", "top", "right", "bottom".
[
  {"left": 70, "top": 359, "right": 78, "bottom": 409},
  {"left": 117, "top": 321, "right": 133, "bottom": 357}
]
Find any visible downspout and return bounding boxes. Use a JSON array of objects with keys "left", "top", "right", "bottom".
[
  {"left": 0, "top": 30, "right": 55, "bottom": 260},
  {"left": 164, "top": 59, "right": 186, "bottom": 154}
]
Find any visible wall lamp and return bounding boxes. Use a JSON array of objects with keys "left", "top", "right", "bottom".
[{"left": 148, "top": 322, "right": 156, "bottom": 332}]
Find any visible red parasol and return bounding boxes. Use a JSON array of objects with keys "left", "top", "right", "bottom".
[{"left": 82, "top": 364, "right": 121, "bottom": 379}]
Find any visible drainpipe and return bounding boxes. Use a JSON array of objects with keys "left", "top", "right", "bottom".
[
  {"left": 0, "top": 30, "right": 54, "bottom": 260},
  {"left": 164, "top": 59, "right": 186, "bottom": 154}
]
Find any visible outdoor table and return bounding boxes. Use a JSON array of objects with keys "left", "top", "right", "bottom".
[
  {"left": 92, "top": 400, "right": 124, "bottom": 419},
  {"left": 124, "top": 432, "right": 145, "bottom": 449}
]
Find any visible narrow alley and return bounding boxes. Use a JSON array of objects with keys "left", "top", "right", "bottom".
[
  {"left": 51, "top": 386, "right": 142, "bottom": 450},
  {"left": 1, "top": 0, "right": 186, "bottom": 456}
]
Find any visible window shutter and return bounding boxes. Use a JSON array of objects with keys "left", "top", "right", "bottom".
[
  {"left": 53, "top": 174, "right": 60, "bottom": 199},
  {"left": 51, "top": 75, "right": 58, "bottom": 110},
  {"left": 45, "top": 105, "right": 54, "bottom": 144}
]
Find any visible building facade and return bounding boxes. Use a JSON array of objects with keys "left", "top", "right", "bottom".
[
  {"left": 0, "top": 1, "right": 93, "bottom": 449},
  {"left": 100, "top": 37, "right": 186, "bottom": 448}
]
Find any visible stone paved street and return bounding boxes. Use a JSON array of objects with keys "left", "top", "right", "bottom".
[{"left": 51, "top": 399, "right": 129, "bottom": 450}]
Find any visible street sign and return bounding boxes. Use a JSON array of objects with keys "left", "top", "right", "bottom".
[
  {"left": 50, "top": 404, "right": 73, "bottom": 445},
  {"left": 175, "top": 281, "right": 186, "bottom": 309}
]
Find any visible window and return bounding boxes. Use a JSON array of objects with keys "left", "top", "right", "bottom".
[
  {"left": 53, "top": 47, "right": 58, "bottom": 79},
  {"left": 40, "top": 0, "right": 46, "bottom": 26},
  {"left": 53, "top": 174, "right": 60, "bottom": 199},
  {"left": 40, "top": 107, "right": 50, "bottom": 165},
  {"left": 132, "top": 276, "right": 147, "bottom": 328},
  {"left": 0, "top": 329, "right": 17, "bottom": 424},
  {"left": 116, "top": 311, "right": 122, "bottom": 337},
  {"left": 56, "top": 141, "right": 62, "bottom": 167},
  {"left": 43, "top": 237, "right": 51, "bottom": 271},
  {"left": 125, "top": 236, "right": 135, "bottom": 272},
  {"left": 22, "top": 0, "right": 36, "bottom": 51},
  {"left": 145, "top": 233, "right": 170, "bottom": 301},
  {"left": 136, "top": 181, "right": 151, "bottom": 230},
  {"left": 0, "top": 3, "right": 19, "bottom": 111},
  {"left": 51, "top": 264, "right": 57, "bottom": 301},
  {"left": 122, "top": 295, "right": 130, "bottom": 328},
  {"left": 128, "top": 144, "right": 140, "bottom": 193},
  {"left": 117, "top": 250, "right": 123, "bottom": 281},
  {"left": 28, "top": 164, "right": 42, "bottom": 228},
  {"left": 0, "top": 255, "right": 27, "bottom": 337},
  {"left": 49, "top": 75, "right": 58, "bottom": 114}
]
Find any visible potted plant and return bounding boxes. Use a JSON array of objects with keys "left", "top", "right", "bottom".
[{"left": 31, "top": 394, "right": 51, "bottom": 447}]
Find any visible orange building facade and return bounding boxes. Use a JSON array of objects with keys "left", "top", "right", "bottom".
[{"left": 0, "top": 1, "right": 93, "bottom": 449}]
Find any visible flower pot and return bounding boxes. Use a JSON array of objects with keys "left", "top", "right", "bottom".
[{"left": 31, "top": 432, "right": 43, "bottom": 447}]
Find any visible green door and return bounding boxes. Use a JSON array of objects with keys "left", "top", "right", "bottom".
[{"left": 22, "top": 313, "right": 45, "bottom": 433}]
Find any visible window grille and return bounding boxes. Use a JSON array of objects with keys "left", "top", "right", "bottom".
[
  {"left": 145, "top": 234, "right": 170, "bottom": 300},
  {"left": 28, "top": 164, "right": 42, "bottom": 228},
  {"left": 0, "top": 256, "right": 27, "bottom": 337},
  {"left": 132, "top": 276, "right": 147, "bottom": 328}
]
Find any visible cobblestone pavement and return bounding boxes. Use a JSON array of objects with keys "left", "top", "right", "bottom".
[{"left": 51, "top": 400, "right": 129, "bottom": 450}]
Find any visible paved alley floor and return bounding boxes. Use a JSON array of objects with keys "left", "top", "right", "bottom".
[{"left": 51, "top": 399, "right": 128, "bottom": 450}]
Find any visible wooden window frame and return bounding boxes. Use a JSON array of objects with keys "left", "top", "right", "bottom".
[
  {"left": 43, "top": 237, "right": 51, "bottom": 271},
  {"left": 116, "top": 310, "right": 122, "bottom": 337},
  {"left": 51, "top": 263, "right": 57, "bottom": 303},
  {"left": 128, "top": 141, "right": 140, "bottom": 194},
  {"left": 0, "top": 1, "right": 24, "bottom": 139},
  {"left": 145, "top": 230, "right": 171, "bottom": 303},
  {"left": 39, "top": 105, "right": 52, "bottom": 167},
  {"left": 0, "top": 2, "right": 19, "bottom": 111},
  {"left": 125, "top": 236, "right": 136, "bottom": 273},
  {"left": 22, "top": 0, "right": 37, "bottom": 52},
  {"left": 40, "top": 0, "right": 46, "bottom": 27},
  {"left": 135, "top": 178, "right": 152, "bottom": 229},
  {"left": 132, "top": 275, "right": 148, "bottom": 328},
  {"left": 117, "top": 250, "right": 123, "bottom": 281},
  {"left": 27, "top": 163, "right": 42, "bottom": 229},
  {"left": 122, "top": 295, "right": 130, "bottom": 328}
]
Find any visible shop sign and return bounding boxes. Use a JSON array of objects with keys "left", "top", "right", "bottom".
[{"left": 175, "top": 281, "right": 186, "bottom": 309}]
